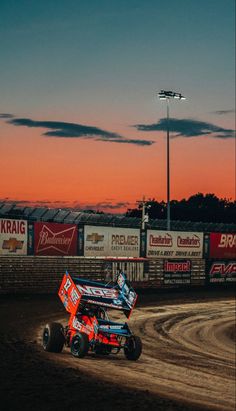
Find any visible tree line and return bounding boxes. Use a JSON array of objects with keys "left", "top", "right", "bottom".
[{"left": 125, "top": 193, "right": 236, "bottom": 224}]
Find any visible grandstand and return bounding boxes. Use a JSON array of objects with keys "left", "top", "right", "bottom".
[{"left": 0, "top": 202, "right": 235, "bottom": 232}]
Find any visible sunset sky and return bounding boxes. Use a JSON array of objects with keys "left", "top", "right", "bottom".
[{"left": 1, "top": 0, "right": 235, "bottom": 213}]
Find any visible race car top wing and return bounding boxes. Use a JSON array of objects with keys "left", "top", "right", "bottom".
[
  {"left": 71, "top": 277, "right": 121, "bottom": 310},
  {"left": 58, "top": 272, "right": 137, "bottom": 317},
  {"left": 71, "top": 274, "right": 137, "bottom": 317},
  {"left": 116, "top": 272, "right": 138, "bottom": 318},
  {"left": 58, "top": 272, "right": 82, "bottom": 315}
]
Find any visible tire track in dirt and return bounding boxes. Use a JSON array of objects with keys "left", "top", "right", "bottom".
[{"left": 38, "top": 299, "right": 235, "bottom": 411}]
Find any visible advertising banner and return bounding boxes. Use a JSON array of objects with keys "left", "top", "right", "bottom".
[
  {"left": 34, "top": 222, "right": 77, "bottom": 256},
  {"left": 84, "top": 226, "right": 140, "bottom": 257},
  {"left": 209, "top": 233, "right": 236, "bottom": 259},
  {"left": 0, "top": 218, "right": 28, "bottom": 255},
  {"left": 27, "top": 223, "right": 34, "bottom": 255},
  {"left": 146, "top": 230, "right": 203, "bottom": 258},
  {"left": 163, "top": 260, "right": 191, "bottom": 284},
  {"left": 207, "top": 260, "right": 236, "bottom": 283}
]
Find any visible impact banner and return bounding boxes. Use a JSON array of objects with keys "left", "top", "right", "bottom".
[
  {"left": 0, "top": 218, "right": 28, "bottom": 255},
  {"left": 146, "top": 230, "right": 203, "bottom": 258},
  {"left": 84, "top": 225, "right": 140, "bottom": 257},
  {"left": 163, "top": 260, "right": 192, "bottom": 284},
  {"left": 209, "top": 233, "right": 236, "bottom": 259},
  {"left": 34, "top": 222, "right": 77, "bottom": 256}
]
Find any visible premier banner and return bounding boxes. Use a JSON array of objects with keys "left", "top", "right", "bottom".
[
  {"left": 84, "top": 225, "right": 140, "bottom": 257},
  {"left": 207, "top": 260, "right": 236, "bottom": 283},
  {"left": 34, "top": 222, "right": 77, "bottom": 256},
  {"left": 209, "top": 233, "right": 236, "bottom": 259},
  {"left": 146, "top": 230, "right": 203, "bottom": 258},
  {"left": 0, "top": 218, "right": 28, "bottom": 255}
]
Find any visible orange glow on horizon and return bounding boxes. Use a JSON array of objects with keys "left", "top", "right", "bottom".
[{"left": 1, "top": 121, "right": 235, "bottom": 213}]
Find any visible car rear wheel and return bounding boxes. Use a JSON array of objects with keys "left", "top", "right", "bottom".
[
  {"left": 124, "top": 335, "right": 142, "bottom": 361},
  {"left": 71, "top": 332, "right": 89, "bottom": 358},
  {"left": 42, "top": 322, "right": 64, "bottom": 353}
]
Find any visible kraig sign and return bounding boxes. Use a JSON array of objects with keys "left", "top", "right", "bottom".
[
  {"left": 147, "top": 230, "right": 203, "bottom": 258},
  {"left": 0, "top": 218, "right": 28, "bottom": 255},
  {"left": 34, "top": 222, "right": 77, "bottom": 255}
]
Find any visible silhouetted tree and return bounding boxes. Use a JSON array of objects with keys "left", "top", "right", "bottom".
[{"left": 125, "top": 193, "right": 236, "bottom": 223}]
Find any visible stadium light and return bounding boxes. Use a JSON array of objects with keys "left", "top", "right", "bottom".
[
  {"left": 158, "top": 90, "right": 186, "bottom": 231},
  {"left": 137, "top": 196, "right": 151, "bottom": 230}
]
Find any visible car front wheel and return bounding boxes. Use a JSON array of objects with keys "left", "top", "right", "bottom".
[{"left": 71, "top": 332, "right": 89, "bottom": 358}]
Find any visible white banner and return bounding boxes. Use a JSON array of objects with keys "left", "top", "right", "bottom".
[
  {"left": 0, "top": 218, "right": 28, "bottom": 255},
  {"left": 146, "top": 230, "right": 203, "bottom": 258},
  {"left": 84, "top": 225, "right": 140, "bottom": 257}
]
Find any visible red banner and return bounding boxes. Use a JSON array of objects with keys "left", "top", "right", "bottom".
[
  {"left": 208, "top": 260, "right": 236, "bottom": 283},
  {"left": 34, "top": 222, "right": 77, "bottom": 256},
  {"left": 209, "top": 233, "right": 236, "bottom": 259}
]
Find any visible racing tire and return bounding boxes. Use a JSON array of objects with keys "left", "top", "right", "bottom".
[
  {"left": 71, "top": 332, "right": 89, "bottom": 358},
  {"left": 42, "top": 322, "right": 64, "bottom": 353},
  {"left": 124, "top": 335, "right": 142, "bottom": 361}
]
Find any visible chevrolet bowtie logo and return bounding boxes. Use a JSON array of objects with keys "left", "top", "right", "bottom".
[
  {"left": 87, "top": 233, "right": 104, "bottom": 243},
  {"left": 2, "top": 238, "right": 24, "bottom": 252}
]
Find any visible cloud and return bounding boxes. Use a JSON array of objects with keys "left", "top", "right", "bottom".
[
  {"left": 70, "top": 200, "right": 130, "bottom": 212},
  {"left": 89, "top": 201, "right": 130, "bottom": 210},
  {"left": 0, "top": 113, "right": 14, "bottom": 118},
  {"left": 0, "top": 198, "right": 70, "bottom": 207},
  {"left": 0, "top": 198, "right": 130, "bottom": 213},
  {"left": 6, "top": 116, "right": 153, "bottom": 146},
  {"left": 212, "top": 110, "right": 235, "bottom": 115},
  {"left": 134, "top": 118, "right": 235, "bottom": 139}
]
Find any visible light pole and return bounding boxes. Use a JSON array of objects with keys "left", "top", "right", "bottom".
[
  {"left": 137, "top": 196, "right": 150, "bottom": 230},
  {"left": 158, "top": 90, "right": 186, "bottom": 231}
]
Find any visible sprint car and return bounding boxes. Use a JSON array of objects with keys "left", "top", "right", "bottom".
[{"left": 42, "top": 271, "right": 142, "bottom": 361}]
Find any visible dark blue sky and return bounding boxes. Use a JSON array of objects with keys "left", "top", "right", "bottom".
[
  {"left": 1, "top": 0, "right": 235, "bottom": 123},
  {"left": 0, "top": 0, "right": 235, "bottom": 211}
]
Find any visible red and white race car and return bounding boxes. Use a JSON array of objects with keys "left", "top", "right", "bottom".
[{"left": 42, "top": 271, "right": 142, "bottom": 360}]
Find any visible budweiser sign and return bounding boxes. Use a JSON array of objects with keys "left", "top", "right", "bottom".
[{"left": 34, "top": 222, "right": 77, "bottom": 255}]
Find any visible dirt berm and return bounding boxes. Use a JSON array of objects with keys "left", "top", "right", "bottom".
[{"left": 0, "top": 288, "right": 235, "bottom": 411}]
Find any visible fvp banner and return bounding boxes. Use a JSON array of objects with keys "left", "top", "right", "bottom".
[{"left": 207, "top": 260, "right": 236, "bottom": 283}]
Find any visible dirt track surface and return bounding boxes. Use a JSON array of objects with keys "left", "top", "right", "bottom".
[{"left": 0, "top": 289, "right": 235, "bottom": 411}]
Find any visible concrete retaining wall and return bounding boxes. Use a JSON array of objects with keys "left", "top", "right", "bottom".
[{"left": 0, "top": 256, "right": 207, "bottom": 294}]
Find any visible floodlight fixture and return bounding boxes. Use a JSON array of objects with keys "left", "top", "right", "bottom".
[{"left": 158, "top": 90, "right": 186, "bottom": 100}]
